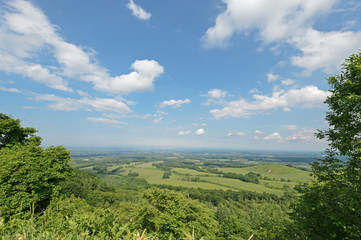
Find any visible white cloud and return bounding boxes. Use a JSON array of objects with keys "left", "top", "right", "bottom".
[
  {"left": 226, "top": 131, "right": 245, "bottom": 137},
  {"left": 282, "top": 124, "right": 298, "bottom": 130},
  {"left": 286, "top": 128, "right": 318, "bottom": 141},
  {"left": 153, "top": 117, "right": 163, "bottom": 124},
  {"left": 127, "top": 0, "right": 151, "bottom": 21},
  {"left": 83, "top": 98, "right": 132, "bottom": 113},
  {"left": 290, "top": 29, "right": 361, "bottom": 75},
  {"left": 97, "top": 59, "right": 164, "bottom": 94},
  {"left": 152, "top": 110, "right": 167, "bottom": 123},
  {"left": 206, "top": 89, "right": 228, "bottom": 98},
  {"left": 159, "top": 98, "right": 191, "bottom": 108},
  {"left": 263, "top": 132, "right": 283, "bottom": 142},
  {"left": 254, "top": 130, "right": 265, "bottom": 134},
  {"left": 192, "top": 123, "right": 207, "bottom": 127},
  {"left": 249, "top": 88, "right": 262, "bottom": 94},
  {"left": 0, "top": 87, "right": 22, "bottom": 93},
  {"left": 202, "top": 89, "right": 228, "bottom": 106},
  {"left": 281, "top": 79, "right": 297, "bottom": 86},
  {"left": 22, "top": 106, "right": 36, "bottom": 109},
  {"left": 86, "top": 117, "right": 125, "bottom": 126},
  {"left": 267, "top": 73, "right": 279, "bottom": 82},
  {"left": 195, "top": 128, "right": 205, "bottom": 135},
  {"left": 203, "top": 0, "right": 337, "bottom": 47},
  {"left": 210, "top": 85, "right": 330, "bottom": 119},
  {"left": 102, "top": 113, "right": 121, "bottom": 119},
  {"left": 34, "top": 94, "right": 132, "bottom": 113},
  {"left": 178, "top": 130, "right": 191, "bottom": 136},
  {"left": 203, "top": 0, "right": 361, "bottom": 74},
  {"left": 0, "top": 0, "right": 163, "bottom": 94},
  {"left": 76, "top": 90, "right": 89, "bottom": 97}
]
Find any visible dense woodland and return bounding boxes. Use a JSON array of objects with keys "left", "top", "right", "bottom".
[{"left": 0, "top": 52, "right": 361, "bottom": 239}]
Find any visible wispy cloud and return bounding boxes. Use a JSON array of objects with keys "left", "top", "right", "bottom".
[
  {"left": 34, "top": 93, "right": 132, "bottom": 113},
  {"left": 267, "top": 73, "right": 279, "bottom": 83},
  {"left": 281, "top": 79, "right": 296, "bottom": 86},
  {"left": 178, "top": 130, "right": 191, "bottom": 136},
  {"left": 263, "top": 132, "right": 283, "bottom": 142},
  {"left": 0, "top": 87, "right": 22, "bottom": 93},
  {"left": 282, "top": 124, "right": 298, "bottom": 131},
  {"left": 127, "top": 0, "right": 151, "bottom": 20},
  {"left": 86, "top": 117, "right": 126, "bottom": 126},
  {"left": 286, "top": 128, "right": 318, "bottom": 141},
  {"left": 226, "top": 131, "right": 245, "bottom": 137}
]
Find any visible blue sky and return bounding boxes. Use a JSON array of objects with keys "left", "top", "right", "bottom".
[{"left": 1, "top": 0, "right": 360, "bottom": 150}]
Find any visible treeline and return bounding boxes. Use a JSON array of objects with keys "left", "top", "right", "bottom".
[{"left": 153, "top": 162, "right": 262, "bottom": 184}]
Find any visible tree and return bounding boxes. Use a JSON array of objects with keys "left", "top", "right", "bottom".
[
  {"left": 0, "top": 113, "right": 39, "bottom": 149},
  {"left": 293, "top": 52, "right": 361, "bottom": 239},
  {"left": 130, "top": 188, "right": 218, "bottom": 240},
  {"left": 0, "top": 114, "right": 71, "bottom": 219}
]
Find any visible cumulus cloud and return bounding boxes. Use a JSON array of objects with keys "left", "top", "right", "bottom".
[
  {"left": 159, "top": 98, "right": 191, "bottom": 108},
  {"left": 96, "top": 59, "right": 164, "bottom": 94},
  {"left": 202, "top": 88, "right": 228, "bottom": 106},
  {"left": 210, "top": 85, "right": 330, "bottom": 119},
  {"left": 127, "top": 0, "right": 151, "bottom": 20},
  {"left": 254, "top": 130, "right": 265, "bottom": 134},
  {"left": 178, "top": 130, "right": 191, "bottom": 136},
  {"left": 206, "top": 89, "right": 228, "bottom": 98},
  {"left": 34, "top": 94, "right": 132, "bottom": 113},
  {"left": 263, "top": 132, "right": 283, "bottom": 142},
  {"left": 290, "top": 29, "right": 361, "bottom": 75},
  {"left": 203, "top": 0, "right": 361, "bottom": 74},
  {"left": 0, "top": 0, "right": 163, "bottom": 93},
  {"left": 86, "top": 117, "right": 126, "bottom": 125},
  {"left": 195, "top": 128, "right": 205, "bottom": 135}
]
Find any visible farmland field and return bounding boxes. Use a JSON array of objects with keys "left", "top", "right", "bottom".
[{"left": 70, "top": 150, "right": 316, "bottom": 196}]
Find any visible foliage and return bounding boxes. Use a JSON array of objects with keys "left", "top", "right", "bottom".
[
  {"left": 220, "top": 171, "right": 261, "bottom": 184},
  {"left": 128, "top": 171, "right": 140, "bottom": 177},
  {"left": 0, "top": 195, "right": 150, "bottom": 239},
  {"left": 0, "top": 127, "right": 71, "bottom": 219},
  {"left": 0, "top": 113, "right": 39, "bottom": 149},
  {"left": 293, "top": 51, "right": 361, "bottom": 239},
  {"left": 130, "top": 188, "right": 218, "bottom": 240},
  {"left": 162, "top": 171, "right": 171, "bottom": 179},
  {"left": 0, "top": 114, "right": 71, "bottom": 219}
]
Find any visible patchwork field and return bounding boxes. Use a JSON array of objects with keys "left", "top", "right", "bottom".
[
  {"left": 220, "top": 164, "right": 311, "bottom": 182},
  {"left": 81, "top": 164, "right": 309, "bottom": 196}
]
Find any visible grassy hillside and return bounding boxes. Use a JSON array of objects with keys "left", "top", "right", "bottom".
[{"left": 220, "top": 164, "right": 311, "bottom": 182}]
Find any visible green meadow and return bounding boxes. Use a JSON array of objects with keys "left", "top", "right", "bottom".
[{"left": 76, "top": 157, "right": 312, "bottom": 196}]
